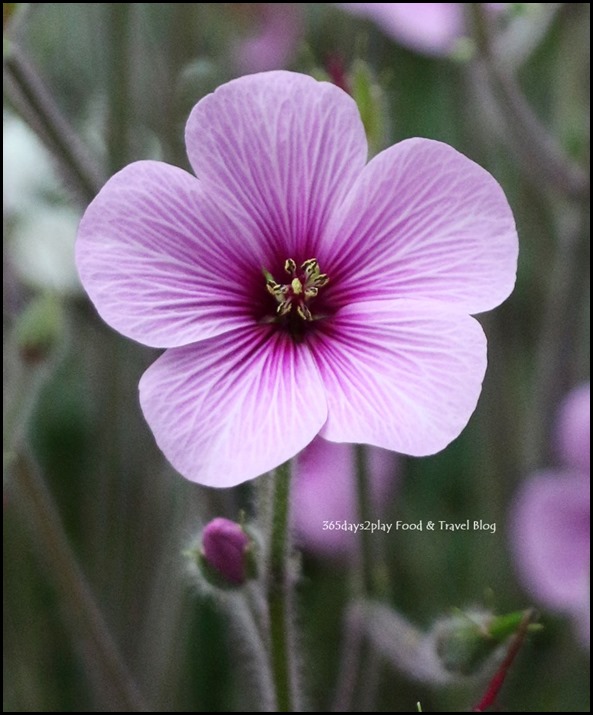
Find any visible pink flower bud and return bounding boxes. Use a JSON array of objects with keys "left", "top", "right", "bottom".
[{"left": 201, "top": 518, "right": 251, "bottom": 586}]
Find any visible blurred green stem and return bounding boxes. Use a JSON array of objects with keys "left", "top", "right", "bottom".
[
  {"left": 13, "top": 452, "right": 149, "bottom": 712},
  {"left": 3, "top": 46, "right": 103, "bottom": 202},
  {"left": 3, "top": 359, "right": 45, "bottom": 465},
  {"left": 355, "top": 445, "right": 389, "bottom": 598},
  {"left": 106, "top": 3, "right": 131, "bottom": 172},
  {"left": 352, "top": 446, "right": 388, "bottom": 708},
  {"left": 236, "top": 588, "right": 275, "bottom": 712},
  {"left": 355, "top": 446, "right": 375, "bottom": 595},
  {"left": 469, "top": 4, "right": 588, "bottom": 200},
  {"left": 333, "top": 448, "right": 389, "bottom": 710},
  {"left": 331, "top": 604, "right": 364, "bottom": 712},
  {"left": 267, "top": 461, "right": 297, "bottom": 712},
  {"left": 525, "top": 206, "right": 588, "bottom": 468}
]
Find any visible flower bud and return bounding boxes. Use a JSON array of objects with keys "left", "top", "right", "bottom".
[
  {"left": 198, "top": 517, "right": 254, "bottom": 588},
  {"left": 350, "top": 59, "right": 388, "bottom": 156},
  {"left": 434, "top": 608, "right": 538, "bottom": 676}
]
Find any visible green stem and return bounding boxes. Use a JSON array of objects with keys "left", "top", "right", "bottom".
[
  {"left": 12, "top": 452, "right": 149, "bottom": 712},
  {"left": 333, "top": 447, "right": 387, "bottom": 712},
  {"left": 3, "top": 359, "right": 44, "bottom": 464},
  {"left": 3, "top": 46, "right": 104, "bottom": 203},
  {"left": 355, "top": 445, "right": 374, "bottom": 596},
  {"left": 524, "top": 206, "right": 588, "bottom": 468},
  {"left": 355, "top": 445, "right": 388, "bottom": 599},
  {"left": 267, "top": 461, "right": 296, "bottom": 712},
  {"left": 106, "top": 3, "right": 131, "bottom": 173},
  {"left": 331, "top": 604, "right": 364, "bottom": 712},
  {"left": 236, "top": 588, "right": 276, "bottom": 712}
]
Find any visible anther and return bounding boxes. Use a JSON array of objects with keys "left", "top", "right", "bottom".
[{"left": 284, "top": 258, "right": 297, "bottom": 274}]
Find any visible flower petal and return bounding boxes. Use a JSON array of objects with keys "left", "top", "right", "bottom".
[
  {"left": 312, "top": 300, "right": 487, "bottom": 456},
  {"left": 510, "top": 472, "right": 590, "bottom": 613},
  {"left": 185, "top": 71, "right": 368, "bottom": 262},
  {"left": 233, "top": 4, "right": 303, "bottom": 73},
  {"left": 325, "top": 138, "right": 518, "bottom": 315},
  {"left": 293, "top": 437, "right": 398, "bottom": 556},
  {"left": 76, "top": 161, "right": 259, "bottom": 348},
  {"left": 337, "top": 3, "right": 464, "bottom": 55},
  {"left": 139, "top": 326, "right": 327, "bottom": 487}
]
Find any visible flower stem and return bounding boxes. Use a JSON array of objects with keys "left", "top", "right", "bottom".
[
  {"left": 331, "top": 603, "right": 365, "bottom": 712},
  {"left": 230, "top": 590, "right": 276, "bottom": 712},
  {"left": 524, "top": 206, "right": 588, "bottom": 468},
  {"left": 355, "top": 445, "right": 388, "bottom": 599},
  {"left": 267, "top": 461, "right": 296, "bottom": 712},
  {"left": 3, "top": 357, "right": 45, "bottom": 463},
  {"left": 471, "top": 609, "right": 535, "bottom": 712},
  {"left": 355, "top": 445, "right": 374, "bottom": 596},
  {"left": 12, "top": 451, "right": 149, "bottom": 712},
  {"left": 332, "top": 447, "right": 389, "bottom": 711},
  {"left": 469, "top": 4, "right": 588, "bottom": 200},
  {"left": 106, "top": 2, "right": 132, "bottom": 173},
  {"left": 3, "top": 46, "right": 104, "bottom": 203}
]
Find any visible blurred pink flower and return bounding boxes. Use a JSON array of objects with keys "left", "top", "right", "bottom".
[
  {"left": 76, "top": 71, "right": 517, "bottom": 488},
  {"left": 337, "top": 3, "right": 505, "bottom": 56},
  {"left": 234, "top": 4, "right": 302, "bottom": 73},
  {"left": 510, "top": 384, "right": 590, "bottom": 646},
  {"left": 557, "top": 384, "right": 590, "bottom": 474},
  {"left": 293, "top": 438, "right": 397, "bottom": 557}
]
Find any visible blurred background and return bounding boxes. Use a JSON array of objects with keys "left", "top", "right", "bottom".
[{"left": 3, "top": 3, "right": 590, "bottom": 712}]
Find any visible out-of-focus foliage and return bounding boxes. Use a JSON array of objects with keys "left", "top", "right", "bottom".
[{"left": 3, "top": 4, "right": 589, "bottom": 712}]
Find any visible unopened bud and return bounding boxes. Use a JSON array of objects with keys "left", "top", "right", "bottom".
[
  {"left": 350, "top": 59, "right": 388, "bottom": 156},
  {"left": 434, "top": 608, "right": 538, "bottom": 676},
  {"left": 198, "top": 517, "right": 255, "bottom": 589},
  {"left": 313, "top": 57, "right": 388, "bottom": 156}
]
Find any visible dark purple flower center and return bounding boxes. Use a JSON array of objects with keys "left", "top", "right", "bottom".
[{"left": 264, "top": 257, "right": 329, "bottom": 323}]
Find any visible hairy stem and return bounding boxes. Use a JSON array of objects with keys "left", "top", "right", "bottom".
[
  {"left": 267, "top": 461, "right": 297, "bottom": 712},
  {"left": 230, "top": 590, "right": 275, "bottom": 712}
]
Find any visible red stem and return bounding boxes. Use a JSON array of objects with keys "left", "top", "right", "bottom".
[{"left": 472, "top": 610, "right": 535, "bottom": 712}]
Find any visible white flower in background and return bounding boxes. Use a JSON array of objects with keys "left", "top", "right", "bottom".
[{"left": 4, "top": 114, "right": 82, "bottom": 295}]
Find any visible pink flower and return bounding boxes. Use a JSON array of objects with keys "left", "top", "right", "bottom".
[
  {"left": 233, "top": 4, "right": 302, "bottom": 73},
  {"left": 510, "top": 385, "right": 590, "bottom": 646},
  {"left": 293, "top": 438, "right": 397, "bottom": 557},
  {"left": 337, "top": 3, "right": 505, "bottom": 56},
  {"left": 201, "top": 517, "right": 251, "bottom": 586},
  {"left": 76, "top": 71, "right": 518, "bottom": 488}
]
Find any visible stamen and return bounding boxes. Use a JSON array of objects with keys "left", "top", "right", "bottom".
[
  {"left": 264, "top": 257, "right": 329, "bottom": 325},
  {"left": 297, "top": 304, "right": 313, "bottom": 321},
  {"left": 277, "top": 300, "right": 292, "bottom": 317},
  {"left": 284, "top": 258, "right": 297, "bottom": 274},
  {"left": 301, "top": 258, "right": 319, "bottom": 279},
  {"left": 266, "top": 280, "right": 287, "bottom": 297},
  {"left": 311, "top": 273, "right": 329, "bottom": 287}
]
